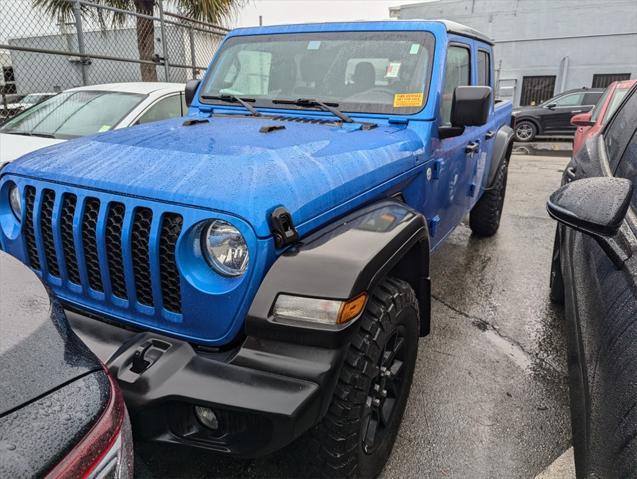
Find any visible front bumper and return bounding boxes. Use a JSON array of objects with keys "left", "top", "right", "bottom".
[{"left": 66, "top": 307, "right": 347, "bottom": 457}]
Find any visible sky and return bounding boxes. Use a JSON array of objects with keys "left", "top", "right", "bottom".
[{"left": 231, "top": 0, "right": 428, "bottom": 28}]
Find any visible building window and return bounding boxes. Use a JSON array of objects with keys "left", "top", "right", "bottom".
[
  {"left": 592, "top": 73, "right": 631, "bottom": 89},
  {"left": 520, "top": 76, "right": 556, "bottom": 106}
]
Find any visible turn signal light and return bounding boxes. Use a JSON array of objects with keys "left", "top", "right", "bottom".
[{"left": 337, "top": 293, "right": 368, "bottom": 324}]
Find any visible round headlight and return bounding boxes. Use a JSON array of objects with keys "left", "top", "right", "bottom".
[
  {"left": 9, "top": 183, "right": 21, "bottom": 221},
  {"left": 202, "top": 220, "right": 249, "bottom": 276}
]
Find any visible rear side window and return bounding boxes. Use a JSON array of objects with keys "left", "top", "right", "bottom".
[
  {"left": 605, "top": 87, "right": 637, "bottom": 171},
  {"left": 440, "top": 45, "right": 471, "bottom": 125},
  {"left": 477, "top": 50, "right": 490, "bottom": 87}
]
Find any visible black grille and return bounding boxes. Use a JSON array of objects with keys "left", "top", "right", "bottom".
[
  {"left": 105, "top": 202, "right": 127, "bottom": 299},
  {"left": 131, "top": 207, "right": 153, "bottom": 306},
  {"left": 60, "top": 194, "right": 80, "bottom": 284},
  {"left": 82, "top": 198, "right": 103, "bottom": 292},
  {"left": 24, "top": 186, "right": 40, "bottom": 270},
  {"left": 20, "top": 185, "right": 185, "bottom": 314},
  {"left": 159, "top": 214, "right": 183, "bottom": 313},
  {"left": 40, "top": 189, "right": 59, "bottom": 277}
]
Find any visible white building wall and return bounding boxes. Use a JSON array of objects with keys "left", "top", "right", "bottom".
[{"left": 390, "top": 0, "right": 637, "bottom": 106}]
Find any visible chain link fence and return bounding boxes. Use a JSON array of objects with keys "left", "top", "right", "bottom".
[{"left": 0, "top": 0, "right": 227, "bottom": 120}]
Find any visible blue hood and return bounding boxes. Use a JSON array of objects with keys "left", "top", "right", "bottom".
[{"left": 5, "top": 115, "right": 424, "bottom": 237}]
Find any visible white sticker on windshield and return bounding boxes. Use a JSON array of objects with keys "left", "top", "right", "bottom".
[
  {"left": 307, "top": 40, "right": 321, "bottom": 50},
  {"left": 409, "top": 43, "right": 420, "bottom": 55},
  {"left": 386, "top": 62, "right": 401, "bottom": 78}
]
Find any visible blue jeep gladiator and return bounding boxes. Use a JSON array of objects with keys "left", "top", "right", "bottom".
[{"left": 0, "top": 20, "right": 512, "bottom": 477}]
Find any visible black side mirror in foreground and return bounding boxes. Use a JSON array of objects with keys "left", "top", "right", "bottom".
[
  {"left": 440, "top": 86, "right": 492, "bottom": 139},
  {"left": 451, "top": 86, "right": 492, "bottom": 127},
  {"left": 185, "top": 79, "right": 201, "bottom": 107},
  {"left": 547, "top": 177, "right": 633, "bottom": 267}
]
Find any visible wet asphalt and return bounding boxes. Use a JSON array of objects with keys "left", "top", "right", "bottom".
[{"left": 134, "top": 153, "right": 573, "bottom": 478}]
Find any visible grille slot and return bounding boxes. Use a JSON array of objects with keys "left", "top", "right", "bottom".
[
  {"left": 105, "top": 202, "right": 127, "bottom": 299},
  {"left": 40, "top": 189, "right": 59, "bottom": 277},
  {"left": 159, "top": 213, "right": 183, "bottom": 313},
  {"left": 131, "top": 207, "right": 154, "bottom": 307},
  {"left": 24, "top": 186, "right": 40, "bottom": 270},
  {"left": 82, "top": 198, "right": 103, "bottom": 292},
  {"left": 60, "top": 194, "right": 80, "bottom": 284}
]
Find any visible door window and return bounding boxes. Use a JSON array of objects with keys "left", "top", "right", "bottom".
[
  {"left": 440, "top": 45, "right": 470, "bottom": 125},
  {"left": 137, "top": 95, "right": 184, "bottom": 125},
  {"left": 551, "top": 93, "right": 583, "bottom": 107}
]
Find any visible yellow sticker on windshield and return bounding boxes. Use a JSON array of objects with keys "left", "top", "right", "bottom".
[
  {"left": 393, "top": 93, "right": 423, "bottom": 108},
  {"left": 98, "top": 125, "right": 111, "bottom": 132}
]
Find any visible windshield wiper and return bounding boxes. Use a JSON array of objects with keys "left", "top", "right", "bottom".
[
  {"left": 272, "top": 98, "right": 354, "bottom": 124},
  {"left": 201, "top": 94, "right": 261, "bottom": 117}
]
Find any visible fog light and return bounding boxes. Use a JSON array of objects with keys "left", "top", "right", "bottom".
[{"left": 194, "top": 406, "right": 219, "bottom": 430}]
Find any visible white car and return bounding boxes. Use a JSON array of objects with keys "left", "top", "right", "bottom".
[{"left": 0, "top": 82, "right": 186, "bottom": 163}]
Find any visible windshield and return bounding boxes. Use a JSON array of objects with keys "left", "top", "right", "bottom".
[
  {"left": 0, "top": 91, "right": 145, "bottom": 139},
  {"left": 21, "top": 94, "right": 50, "bottom": 105},
  {"left": 603, "top": 87, "right": 631, "bottom": 124},
  {"left": 201, "top": 31, "right": 435, "bottom": 115}
]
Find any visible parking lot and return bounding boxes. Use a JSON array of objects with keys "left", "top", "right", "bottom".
[{"left": 132, "top": 151, "right": 572, "bottom": 479}]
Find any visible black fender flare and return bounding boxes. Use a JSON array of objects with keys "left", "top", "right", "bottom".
[
  {"left": 246, "top": 200, "right": 431, "bottom": 348},
  {"left": 487, "top": 125, "right": 515, "bottom": 187}
]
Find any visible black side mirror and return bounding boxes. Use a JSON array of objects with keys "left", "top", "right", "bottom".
[
  {"left": 451, "top": 86, "right": 492, "bottom": 127},
  {"left": 546, "top": 103, "right": 557, "bottom": 110},
  {"left": 547, "top": 177, "right": 633, "bottom": 267},
  {"left": 185, "top": 79, "right": 201, "bottom": 107}
]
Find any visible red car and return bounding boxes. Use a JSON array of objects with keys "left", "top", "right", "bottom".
[{"left": 571, "top": 79, "right": 636, "bottom": 155}]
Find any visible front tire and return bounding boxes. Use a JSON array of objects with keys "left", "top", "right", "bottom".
[
  {"left": 514, "top": 120, "right": 537, "bottom": 142},
  {"left": 469, "top": 157, "right": 509, "bottom": 237},
  {"left": 304, "top": 277, "right": 419, "bottom": 478}
]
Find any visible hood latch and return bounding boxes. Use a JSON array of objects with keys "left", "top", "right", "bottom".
[{"left": 270, "top": 207, "right": 299, "bottom": 248}]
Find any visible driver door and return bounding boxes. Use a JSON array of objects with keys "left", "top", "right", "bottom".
[
  {"left": 543, "top": 92, "right": 584, "bottom": 133},
  {"left": 429, "top": 41, "right": 476, "bottom": 248}
]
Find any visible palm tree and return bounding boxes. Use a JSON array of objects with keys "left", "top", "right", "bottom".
[{"left": 33, "top": 0, "right": 245, "bottom": 81}]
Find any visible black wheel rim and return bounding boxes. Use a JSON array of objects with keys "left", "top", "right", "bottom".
[{"left": 361, "top": 325, "right": 407, "bottom": 455}]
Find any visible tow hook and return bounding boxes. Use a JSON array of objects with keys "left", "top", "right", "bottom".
[{"left": 126, "top": 339, "right": 171, "bottom": 375}]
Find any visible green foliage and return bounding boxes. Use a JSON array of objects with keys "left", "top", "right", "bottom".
[{"left": 32, "top": 0, "right": 246, "bottom": 26}]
